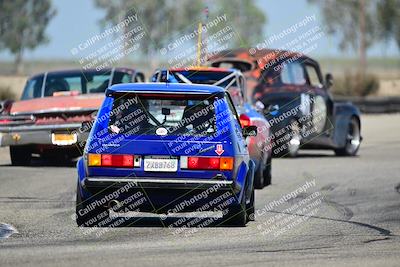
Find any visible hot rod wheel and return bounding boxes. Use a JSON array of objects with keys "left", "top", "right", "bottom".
[{"left": 335, "top": 117, "right": 361, "bottom": 156}]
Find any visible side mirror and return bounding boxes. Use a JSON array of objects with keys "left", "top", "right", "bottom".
[
  {"left": 325, "top": 73, "right": 333, "bottom": 89},
  {"left": 243, "top": 125, "right": 258, "bottom": 137}
]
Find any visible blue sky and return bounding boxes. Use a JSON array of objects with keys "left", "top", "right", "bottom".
[{"left": 0, "top": 0, "right": 398, "bottom": 60}]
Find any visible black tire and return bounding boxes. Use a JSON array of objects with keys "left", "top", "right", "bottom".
[
  {"left": 224, "top": 192, "right": 247, "bottom": 227},
  {"left": 10, "top": 146, "right": 31, "bottom": 166},
  {"left": 275, "top": 120, "right": 301, "bottom": 158},
  {"left": 41, "top": 151, "right": 70, "bottom": 165},
  {"left": 263, "top": 155, "right": 272, "bottom": 186},
  {"left": 254, "top": 153, "right": 267, "bottom": 189},
  {"left": 76, "top": 185, "right": 108, "bottom": 227},
  {"left": 246, "top": 186, "right": 255, "bottom": 222},
  {"left": 284, "top": 120, "right": 301, "bottom": 157},
  {"left": 335, "top": 117, "right": 361, "bottom": 156}
]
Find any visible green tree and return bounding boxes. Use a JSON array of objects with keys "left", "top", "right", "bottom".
[
  {"left": 94, "top": 0, "right": 204, "bottom": 57},
  {"left": 211, "top": 0, "right": 267, "bottom": 47},
  {"left": 377, "top": 0, "right": 400, "bottom": 50},
  {"left": 94, "top": 0, "right": 267, "bottom": 60},
  {"left": 0, "top": 0, "right": 56, "bottom": 74}
]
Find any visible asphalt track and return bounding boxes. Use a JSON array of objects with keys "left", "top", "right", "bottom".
[{"left": 0, "top": 114, "right": 399, "bottom": 267}]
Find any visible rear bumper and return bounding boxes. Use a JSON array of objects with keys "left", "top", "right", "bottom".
[
  {"left": 83, "top": 176, "right": 236, "bottom": 190},
  {"left": 81, "top": 176, "right": 240, "bottom": 213},
  {"left": 0, "top": 123, "right": 88, "bottom": 147}
]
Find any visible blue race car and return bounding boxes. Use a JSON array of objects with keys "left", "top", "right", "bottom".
[{"left": 76, "top": 83, "right": 256, "bottom": 227}]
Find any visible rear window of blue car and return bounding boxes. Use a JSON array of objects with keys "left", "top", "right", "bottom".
[{"left": 108, "top": 94, "right": 218, "bottom": 136}]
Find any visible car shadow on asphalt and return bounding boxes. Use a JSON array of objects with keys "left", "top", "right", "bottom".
[
  {"left": 0, "top": 157, "right": 77, "bottom": 167},
  {"left": 294, "top": 153, "right": 361, "bottom": 159},
  {"left": 276, "top": 152, "right": 336, "bottom": 158},
  {"left": 292, "top": 153, "right": 335, "bottom": 158},
  {"left": 103, "top": 216, "right": 239, "bottom": 228}
]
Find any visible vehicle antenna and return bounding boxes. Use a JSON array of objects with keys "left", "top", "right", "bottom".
[
  {"left": 196, "top": 5, "right": 209, "bottom": 67},
  {"left": 196, "top": 22, "right": 202, "bottom": 67}
]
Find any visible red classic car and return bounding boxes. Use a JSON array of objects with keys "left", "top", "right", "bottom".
[{"left": 0, "top": 68, "right": 144, "bottom": 165}]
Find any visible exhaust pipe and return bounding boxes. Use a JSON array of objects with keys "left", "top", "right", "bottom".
[{"left": 108, "top": 200, "right": 121, "bottom": 211}]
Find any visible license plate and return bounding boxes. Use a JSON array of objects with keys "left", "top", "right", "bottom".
[
  {"left": 51, "top": 133, "right": 77, "bottom": 146},
  {"left": 144, "top": 157, "right": 178, "bottom": 172}
]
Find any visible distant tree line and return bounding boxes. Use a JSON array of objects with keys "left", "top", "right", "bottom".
[
  {"left": 0, "top": 0, "right": 399, "bottom": 75},
  {"left": 94, "top": 0, "right": 267, "bottom": 64},
  {"left": 309, "top": 0, "right": 400, "bottom": 78},
  {"left": 0, "top": 0, "right": 56, "bottom": 74}
]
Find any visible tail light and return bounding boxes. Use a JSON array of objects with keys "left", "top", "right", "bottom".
[
  {"left": 183, "top": 156, "right": 234, "bottom": 171},
  {"left": 88, "top": 154, "right": 101, "bottom": 166},
  {"left": 220, "top": 157, "right": 234, "bottom": 170},
  {"left": 88, "top": 153, "right": 135, "bottom": 168},
  {"left": 0, "top": 119, "right": 11, "bottom": 124},
  {"left": 239, "top": 114, "right": 251, "bottom": 127}
]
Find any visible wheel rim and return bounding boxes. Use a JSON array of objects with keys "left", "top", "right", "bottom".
[
  {"left": 288, "top": 122, "right": 301, "bottom": 155},
  {"left": 346, "top": 120, "right": 361, "bottom": 154}
]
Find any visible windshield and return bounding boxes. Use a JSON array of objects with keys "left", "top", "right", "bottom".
[
  {"left": 21, "top": 71, "right": 119, "bottom": 100},
  {"left": 108, "top": 94, "right": 217, "bottom": 136}
]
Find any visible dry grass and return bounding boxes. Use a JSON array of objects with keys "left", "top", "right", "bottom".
[
  {"left": 377, "top": 79, "right": 400, "bottom": 96},
  {"left": 0, "top": 57, "right": 398, "bottom": 98},
  {"left": 0, "top": 76, "right": 27, "bottom": 100},
  {"left": 0, "top": 85, "right": 16, "bottom": 100}
]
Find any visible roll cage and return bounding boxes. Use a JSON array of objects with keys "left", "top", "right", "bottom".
[{"left": 152, "top": 69, "right": 248, "bottom": 103}]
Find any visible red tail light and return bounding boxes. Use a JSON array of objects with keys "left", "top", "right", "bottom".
[
  {"left": 186, "top": 156, "right": 233, "bottom": 171},
  {"left": 88, "top": 154, "right": 134, "bottom": 168},
  {"left": 188, "top": 157, "right": 199, "bottom": 169},
  {"left": 0, "top": 119, "right": 11, "bottom": 124},
  {"left": 209, "top": 157, "right": 220, "bottom": 169},
  {"left": 239, "top": 114, "right": 251, "bottom": 127},
  {"left": 101, "top": 154, "right": 113, "bottom": 166}
]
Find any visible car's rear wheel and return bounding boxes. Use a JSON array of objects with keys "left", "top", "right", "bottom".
[
  {"left": 42, "top": 151, "right": 70, "bottom": 165},
  {"left": 335, "top": 117, "right": 361, "bottom": 156},
  {"left": 246, "top": 186, "right": 255, "bottom": 222},
  {"left": 254, "top": 153, "right": 267, "bottom": 189},
  {"left": 76, "top": 185, "right": 109, "bottom": 227},
  {"left": 263, "top": 155, "right": 272, "bottom": 186},
  {"left": 224, "top": 193, "right": 247, "bottom": 227},
  {"left": 10, "top": 146, "right": 31, "bottom": 166}
]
